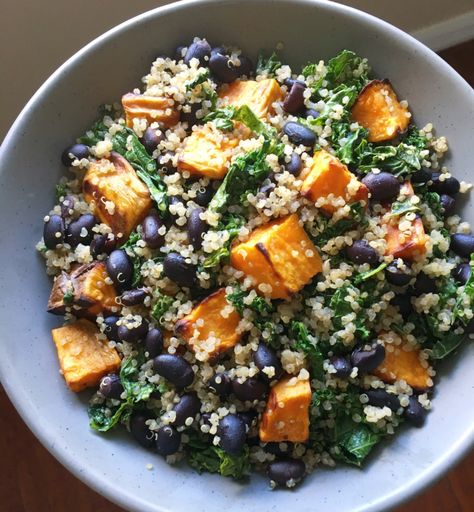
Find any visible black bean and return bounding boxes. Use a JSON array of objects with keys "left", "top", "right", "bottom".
[
  {"left": 452, "top": 262, "right": 471, "bottom": 285},
  {"left": 117, "top": 320, "right": 148, "bottom": 343},
  {"left": 209, "top": 372, "right": 232, "bottom": 399},
  {"left": 253, "top": 343, "right": 283, "bottom": 380},
  {"left": 365, "top": 389, "right": 400, "bottom": 411},
  {"left": 237, "top": 55, "right": 253, "bottom": 77},
  {"left": 258, "top": 181, "right": 276, "bottom": 195},
  {"left": 174, "top": 46, "right": 185, "bottom": 61},
  {"left": 158, "top": 151, "right": 176, "bottom": 174},
  {"left": 329, "top": 356, "right": 352, "bottom": 378},
  {"left": 284, "top": 78, "right": 304, "bottom": 88},
  {"left": 385, "top": 261, "right": 412, "bottom": 286},
  {"left": 464, "top": 317, "right": 474, "bottom": 335},
  {"left": 181, "top": 103, "right": 202, "bottom": 128},
  {"left": 429, "top": 172, "right": 460, "bottom": 196},
  {"left": 103, "top": 316, "right": 120, "bottom": 341},
  {"left": 238, "top": 410, "right": 258, "bottom": 430},
  {"left": 99, "top": 373, "right": 124, "bottom": 399},
  {"left": 350, "top": 344, "right": 385, "bottom": 374},
  {"left": 267, "top": 458, "right": 305, "bottom": 487},
  {"left": 184, "top": 40, "right": 211, "bottom": 66},
  {"left": 188, "top": 207, "right": 208, "bottom": 250},
  {"left": 410, "top": 168, "right": 431, "bottom": 184},
  {"left": 194, "top": 185, "right": 214, "bottom": 207},
  {"left": 153, "top": 354, "right": 195, "bottom": 388},
  {"left": 346, "top": 240, "right": 379, "bottom": 266},
  {"left": 172, "top": 393, "right": 201, "bottom": 427},
  {"left": 361, "top": 172, "right": 400, "bottom": 202},
  {"left": 404, "top": 396, "right": 427, "bottom": 427},
  {"left": 286, "top": 153, "right": 302, "bottom": 176},
  {"left": 412, "top": 272, "right": 437, "bottom": 296},
  {"left": 66, "top": 214, "right": 97, "bottom": 247},
  {"left": 61, "top": 143, "right": 89, "bottom": 167},
  {"left": 43, "top": 214, "right": 65, "bottom": 249},
  {"left": 283, "top": 122, "right": 316, "bottom": 147},
  {"left": 120, "top": 289, "right": 148, "bottom": 306},
  {"left": 145, "top": 328, "right": 164, "bottom": 358},
  {"left": 232, "top": 377, "right": 269, "bottom": 401},
  {"left": 209, "top": 53, "right": 239, "bottom": 83},
  {"left": 141, "top": 214, "right": 166, "bottom": 250},
  {"left": 264, "top": 442, "right": 289, "bottom": 456},
  {"left": 141, "top": 126, "right": 164, "bottom": 154},
  {"left": 90, "top": 234, "right": 116, "bottom": 257},
  {"left": 391, "top": 293, "right": 413, "bottom": 319},
  {"left": 168, "top": 196, "right": 183, "bottom": 224},
  {"left": 283, "top": 82, "right": 306, "bottom": 114},
  {"left": 211, "top": 46, "right": 225, "bottom": 57},
  {"left": 130, "top": 413, "right": 154, "bottom": 449},
  {"left": 440, "top": 194, "right": 455, "bottom": 217},
  {"left": 201, "top": 412, "right": 212, "bottom": 427},
  {"left": 156, "top": 425, "right": 181, "bottom": 456},
  {"left": 304, "top": 108, "right": 320, "bottom": 120},
  {"left": 106, "top": 249, "right": 133, "bottom": 291},
  {"left": 217, "top": 414, "right": 247, "bottom": 455},
  {"left": 451, "top": 233, "right": 474, "bottom": 258},
  {"left": 60, "top": 195, "right": 75, "bottom": 218},
  {"left": 163, "top": 253, "right": 197, "bottom": 288}
]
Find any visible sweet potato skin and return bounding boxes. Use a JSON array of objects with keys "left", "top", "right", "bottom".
[
  {"left": 47, "top": 262, "right": 117, "bottom": 317},
  {"left": 230, "top": 214, "right": 322, "bottom": 299},
  {"left": 83, "top": 152, "right": 152, "bottom": 238},
  {"left": 259, "top": 375, "right": 312, "bottom": 443},
  {"left": 175, "top": 288, "right": 241, "bottom": 359},
  {"left": 351, "top": 80, "right": 410, "bottom": 143},
  {"left": 219, "top": 79, "right": 283, "bottom": 119},
  {"left": 122, "top": 93, "right": 179, "bottom": 128},
  {"left": 51, "top": 319, "right": 121, "bottom": 392},
  {"left": 300, "top": 149, "right": 368, "bottom": 214},
  {"left": 373, "top": 343, "right": 431, "bottom": 390}
]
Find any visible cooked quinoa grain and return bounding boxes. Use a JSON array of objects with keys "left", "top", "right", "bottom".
[{"left": 39, "top": 40, "right": 473, "bottom": 489}]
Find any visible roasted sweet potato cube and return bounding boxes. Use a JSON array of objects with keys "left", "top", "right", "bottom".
[
  {"left": 373, "top": 343, "right": 431, "bottom": 390},
  {"left": 259, "top": 375, "right": 312, "bottom": 443},
  {"left": 230, "top": 214, "right": 322, "bottom": 299},
  {"left": 177, "top": 124, "right": 241, "bottom": 179},
  {"left": 83, "top": 152, "right": 152, "bottom": 238},
  {"left": 48, "top": 262, "right": 117, "bottom": 316},
  {"left": 385, "top": 217, "right": 427, "bottom": 260},
  {"left": 300, "top": 149, "right": 368, "bottom": 214},
  {"left": 122, "top": 93, "right": 179, "bottom": 129},
  {"left": 175, "top": 288, "right": 241, "bottom": 359},
  {"left": 51, "top": 319, "right": 121, "bottom": 392},
  {"left": 351, "top": 80, "right": 411, "bottom": 143},
  {"left": 219, "top": 79, "right": 283, "bottom": 119}
]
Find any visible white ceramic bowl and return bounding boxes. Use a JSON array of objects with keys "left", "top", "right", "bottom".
[{"left": 1, "top": 1, "right": 473, "bottom": 511}]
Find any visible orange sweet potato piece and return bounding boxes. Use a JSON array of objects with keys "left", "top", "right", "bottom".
[
  {"left": 373, "top": 343, "right": 431, "bottom": 390},
  {"left": 175, "top": 288, "right": 241, "bottom": 359},
  {"left": 48, "top": 262, "right": 117, "bottom": 316},
  {"left": 83, "top": 152, "right": 152, "bottom": 238},
  {"left": 259, "top": 375, "right": 312, "bottom": 443},
  {"left": 230, "top": 214, "right": 322, "bottom": 299},
  {"left": 300, "top": 149, "right": 368, "bottom": 214},
  {"left": 385, "top": 218, "right": 427, "bottom": 260},
  {"left": 351, "top": 80, "right": 411, "bottom": 143},
  {"left": 51, "top": 319, "right": 121, "bottom": 392},
  {"left": 177, "top": 124, "right": 241, "bottom": 179},
  {"left": 219, "top": 79, "right": 283, "bottom": 119},
  {"left": 122, "top": 93, "right": 179, "bottom": 128}
]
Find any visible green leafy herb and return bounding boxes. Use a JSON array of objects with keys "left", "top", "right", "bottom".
[
  {"left": 429, "top": 332, "right": 464, "bottom": 360},
  {"left": 306, "top": 85, "right": 359, "bottom": 128},
  {"left": 255, "top": 51, "right": 281, "bottom": 77},
  {"left": 55, "top": 183, "right": 67, "bottom": 201},
  {"left": 227, "top": 284, "right": 272, "bottom": 316},
  {"left": 335, "top": 420, "right": 380, "bottom": 467},
  {"left": 78, "top": 105, "right": 114, "bottom": 146},
  {"left": 390, "top": 198, "right": 420, "bottom": 217},
  {"left": 88, "top": 401, "right": 131, "bottom": 433},
  {"left": 120, "top": 352, "right": 156, "bottom": 402},
  {"left": 290, "top": 321, "right": 324, "bottom": 379},
  {"left": 315, "top": 201, "right": 366, "bottom": 245},
  {"left": 151, "top": 293, "right": 174, "bottom": 325},
  {"left": 120, "top": 229, "right": 141, "bottom": 249},
  {"left": 62, "top": 285, "right": 74, "bottom": 305},
  {"left": 353, "top": 262, "right": 388, "bottom": 284},
  {"left": 186, "top": 70, "right": 211, "bottom": 91},
  {"left": 419, "top": 191, "right": 444, "bottom": 223}
]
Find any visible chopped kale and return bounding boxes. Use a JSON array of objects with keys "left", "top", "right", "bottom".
[
  {"left": 151, "top": 293, "right": 174, "bottom": 325},
  {"left": 290, "top": 320, "right": 324, "bottom": 379},
  {"left": 315, "top": 201, "right": 367, "bottom": 245},
  {"left": 55, "top": 183, "right": 67, "bottom": 201},
  {"left": 255, "top": 51, "right": 282, "bottom": 77}
]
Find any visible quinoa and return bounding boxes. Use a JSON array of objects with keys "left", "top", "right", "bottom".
[{"left": 39, "top": 40, "right": 473, "bottom": 489}]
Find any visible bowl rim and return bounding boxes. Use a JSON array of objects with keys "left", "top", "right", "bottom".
[{"left": 0, "top": 1, "right": 473, "bottom": 511}]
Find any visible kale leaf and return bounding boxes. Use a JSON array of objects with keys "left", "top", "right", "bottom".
[
  {"left": 151, "top": 293, "right": 174, "bottom": 325},
  {"left": 290, "top": 320, "right": 324, "bottom": 379},
  {"left": 335, "top": 420, "right": 381, "bottom": 467},
  {"left": 88, "top": 401, "right": 131, "bottom": 433},
  {"left": 315, "top": 201, "right": 366, "bottom": 246},
  {"left": 78, "top": 105, "right": 115, "bottom": 146},
  {"left": 256, "top": 51, "right": 282, "bottom": 77}
]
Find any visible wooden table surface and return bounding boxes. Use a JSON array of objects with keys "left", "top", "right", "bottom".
[{"left": 1, "top": 40, "right": 473, "bottom": 512}]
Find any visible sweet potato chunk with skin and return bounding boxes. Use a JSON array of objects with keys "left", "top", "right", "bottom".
[
  {"left": 351, "top": 80, "right": 411, "bottom": 143},
  {"left": 51, "top": 319, "right": 121, "bottom": 392},
  {"left": 122, "top": 93, "right": 179, "bottom": 129},
  {"left": 300, "top": 149, "right": 368, "bottom": 214},
  {"left": 230, "top": 214, "right": 322, "bottom": 299},
  {"left": 48, "top": 262, "right": 117, "bottom": 316},
  {"left": 373, "top": 343, "right": 431, "bottom": 390},
  {"left": 175, "top": 288, "right": 241, "bottom": 359},
  {"left": 219, "top": 79, "right": 283, "bottom": 119},
  {"left": 83, "top": 152, "right": 152, "bottom": 238},
  {"left": 259, "top": 375, "right": 312, "bottom": 443},
  {"left": 177, "top": 123, "right": 241, "bottom": 179}
]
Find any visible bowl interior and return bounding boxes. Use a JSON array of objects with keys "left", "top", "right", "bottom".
[{"left": 0, "top": 1, "right": 473, "bottom": 511}]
